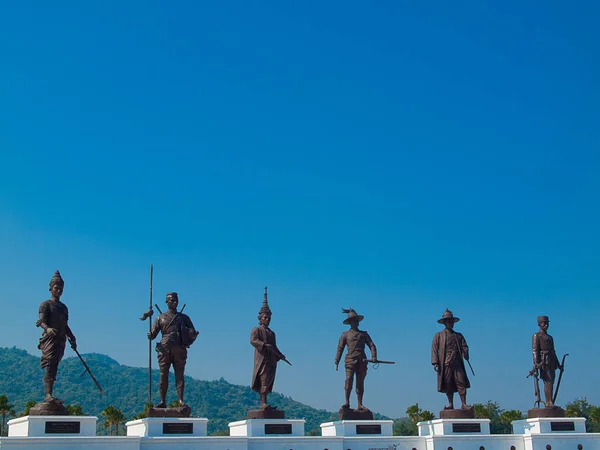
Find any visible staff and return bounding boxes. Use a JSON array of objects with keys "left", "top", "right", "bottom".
[{"left": 139, "top": 265, "right": 155, "bottom": 403}]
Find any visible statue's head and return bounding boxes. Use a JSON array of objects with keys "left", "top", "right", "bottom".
[
  {"left": 166, "top": 292, "right": 179, "bottom": 309},
  {"left": 537, "top": 315, "right": 549, "bottom": 330},
  {"left": 49, "top": 270, "right": 64, "bottom": 298},
  {"left": 342, "top": 308, "right": 364, "bottom": 327},
  {"left": 258, "top": 286, "right": 272, "bottom": 326},
  {"left": 259, "top": 313, "right": 271, "bottom": 327},
  {"left": 437, "top": 308, "right": 459, "bottom": 329}
]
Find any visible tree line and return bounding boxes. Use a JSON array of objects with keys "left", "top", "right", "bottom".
[
  {"left": 394, "top": 398, "right": 600, "bottom": 436},
  {"left": 2, "top": 393, "right": 599, "bottom": 437}
]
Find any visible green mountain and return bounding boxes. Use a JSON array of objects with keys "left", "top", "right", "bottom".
[{"left": 0, "top": 347, "right": 387, "bottom": 434}]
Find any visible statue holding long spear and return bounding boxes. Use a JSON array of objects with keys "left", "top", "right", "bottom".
[{"left": 140, "top": 268, "right": 199, "bottom": 416}]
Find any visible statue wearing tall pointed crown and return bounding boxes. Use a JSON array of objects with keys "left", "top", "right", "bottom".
[{"left": 249, "top": 287, "right": 288, "bottom": 417}]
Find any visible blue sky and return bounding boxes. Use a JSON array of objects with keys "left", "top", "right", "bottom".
[{"left": 0, "top": 1, "right": 599, "bottom": 418}]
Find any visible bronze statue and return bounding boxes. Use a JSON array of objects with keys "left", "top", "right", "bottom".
[
  {"left": 531, "top": 316, "right": 566, "bottom": 411},
  {"left": 335, "top": 308, "right": 377, "bottom": 417},
  {"left": 250, "top": 287, "right": 289, "bottom": 416},
  {"left": 431, "top": 309, "right": 473, "bottom": 416},
  {"left": 36, "top": 270, "right": 77, "bottom": 404},
  {"left": 148, "top": 292, "right": 198, "bottom": 409}
]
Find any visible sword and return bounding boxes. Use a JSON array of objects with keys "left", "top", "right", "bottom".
[
  {"left": 69, "top": 340, "right": 104, "bottom": 395},
  {"left": 453, "top": 333, "right": 475, "bottom": 376},
  {"left": 367, "top": 359, "right": 396, "bottom": 364},
  {"left": 552, "top": 353, "right": 568, "bottom": 405},
  {"left": 465, "top": 358, "right": 476, "bottom": 376}
]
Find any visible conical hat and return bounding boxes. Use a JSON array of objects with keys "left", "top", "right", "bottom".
[{"left": 49, "top": 270, "right": 64, "bottom": 288}]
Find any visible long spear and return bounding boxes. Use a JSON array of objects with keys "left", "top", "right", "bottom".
[{"left": 139, "top": 265, "right": 154, "bottom": 404}]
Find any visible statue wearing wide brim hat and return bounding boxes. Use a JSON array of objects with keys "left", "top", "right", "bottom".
[
  {"left": 342, "top": 308, "right": 364, "bottom": 324},
  {"left": 437, "top": 308, "right": 460, "bottom": 324},
  {"left": 431, "top": 308, "right": 473, "bottom": 417}
]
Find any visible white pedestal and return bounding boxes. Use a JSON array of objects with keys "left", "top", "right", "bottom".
[
  {"left": 125, "top": 417, "right": 208, "bottom": 437},
  {"left": 512, "top": 417, "right": 587, "bottom": 435},
  {"left": 7, "top": 415, "right": 98, "bottom": 437},
  {"left": 418, "top": 418, "right": 491, "bottom": 436},
  {"left": 320, "top": 420, "right": 394, "bottom": 436},
  {"left": 228, "top": 419, "right": 305, "bottom": 437}
]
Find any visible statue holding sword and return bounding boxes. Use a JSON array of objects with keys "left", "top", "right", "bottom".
[
  {"left": 34, "top": 270, "right": 103, "bottom": 415},
  {"left": 431, "top": 308, "right": 474, "bottom": 417},
  {"left": 335, "top": 308, "right": 393, "bottom": 419},
  {"left": 249, "top": 287, "right": 290, "bottom": 418}
]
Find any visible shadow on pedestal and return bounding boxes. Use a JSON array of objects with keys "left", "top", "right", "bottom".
[
  {"left": 247, "top": 409, "right": 285, "bottom": 419},
  {"left": 528, "top": 407, "right": 565, "bottom": 418},
  {"left": 439, "top": 408, "right": 475, "bottom": 419},
  {"left": 339, "top": 405, "right": 374, "bottom": 420},
  {"left": 148, "top": 405, "right": 191, "bottom": 418},
  {"left": 29, "top": 399, "right": 69, "bottom": 416}
]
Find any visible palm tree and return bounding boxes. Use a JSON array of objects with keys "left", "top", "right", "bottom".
[
  {"left": 102, "top": 405, "right": 126, "bottom": 436},
  {"left": 0, "top": 395, "right": 16, "bottom": 436}
]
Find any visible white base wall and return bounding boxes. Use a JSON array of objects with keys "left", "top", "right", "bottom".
[
  {"left": 125, "top": 417, "right": 208, "bottom": 437},
  {"left": 229, "top": 419, "right": 306, "bottom": 437},
  {"left": 7, "top": 416, "right": 98, "bottom": 437},
  {"left": 321, "top": 420, "right": 394, "bottom": 436},
  {"left": 0, "top": 417, "right": 598, "bottom": 450}
]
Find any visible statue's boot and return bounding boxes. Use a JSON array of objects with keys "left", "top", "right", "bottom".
[
  {"left": 44, "top": 380, "right": 54, "bottom": 402},
  {"left": 357, "top": 392, "right": 367, "bottom": 411},
  {"left": 344, "top": 389, "right": 352, "bottom": 409},
  {"left": 459, "top": 393, "right": 471, "bottom": 409},
  {"left": 177, "top": 386, "right": 185, "bottom": 407},
  {"left": 544, "top": 385, "right": 555, "bottom": 407},
  {"left": 155, "top": 388, "right": 167, "bottom": 408},
  {"left": 445, "top": 392, "right": 455, "bottom": 409}
]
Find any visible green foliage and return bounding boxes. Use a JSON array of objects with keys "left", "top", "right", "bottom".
[
  {"left": 66, "top": 404, "right": 85, "bottom": 416},
  {"left": 406, "top": 403, "right": 435, "bottom": 423},
  {"left": 473, "top": 400, "right": 500, "bottom": 419},
  {"left": 473, "top": 400, "right": 525, "bottom": 434},
  {"left": 131, "top": 402, "right": 154, "bottom": 420},
  {"left": 102, "top": 405, "right": 126, "bottom": 436},
  {"left": 0, "top": 347, "right": 378, "bottom": 435},
  {"left": 500, "top": 409, "right": 524, "bottom": 424},
  {"left": 210, "top": 428, "right": 230, "bottom": 436},
  {"left": 0, "top": 395, "right": 16, "bottom": 436},
  {"left": 19, "top": 400, "right": 36, "bottom": 417},
  {"left": 565, "top": 398, "right": 600, "bottom": 432},
  {"left": 393, "top": 417, "right": 417, "bottom": 436}
]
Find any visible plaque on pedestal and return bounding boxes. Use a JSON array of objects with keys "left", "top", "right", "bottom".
[
  {"left": 320, "top": 420, "right": 393, "bottom": 437},
  {"left": 229, "top": 419, "right": 305, "bottom": 437},
  {"left": 512, "top": 417, "right": 586, "bottom": 435},
  {"left": 8, "top": 415, "right": 98, "bottom": 437},
  {"left": 125, "top": 417, "right": 208, "bottom": 437},
  {"left": 418, "top": 418, "right": 491, "bottom": 436}
]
